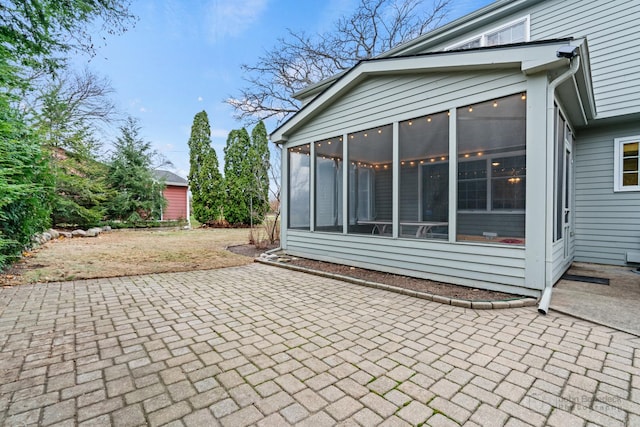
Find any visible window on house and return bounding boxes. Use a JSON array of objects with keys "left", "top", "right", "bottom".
[
  {"left": 315, "top": 136, "right": 343, "bottom": 232},
  {"left": 446, "top": 17, "right": 529, "bottom": 50},
  {"left": 457, "top": 93, "right": 527, "bottom": 244},
  {"left": 486, "top": 20, "right": 526, "bottom": 46},
  {"left": 614, "top": 136, "right": 640, "bottom": 192},
  {"left": 288, "top": 144, "right": 310, "bottom": 229},
  {"left": 399, "top": 111, "right": 449, "bottom": 239},
  {"left": 348, "top": 124, "right": 393, "bottom": 235}
]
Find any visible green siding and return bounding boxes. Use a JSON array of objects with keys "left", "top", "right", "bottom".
[
  {"left": 285, "top": 230, "right": 533, "bottom": 295},
  {"left": 289, "top": 71, "right": 526, "bottom": 142},
  {"left": 574, "top": 123, "right": 640, "bottom": 265}
]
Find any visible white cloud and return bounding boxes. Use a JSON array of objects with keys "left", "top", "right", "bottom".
[
  {"left": 197, "top": 96, "right": 203, "bottom": 102},
  {"left": 206, "top": 0, "right": 268, "bottom": 42}
]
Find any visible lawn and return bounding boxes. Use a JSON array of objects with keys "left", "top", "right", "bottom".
[{"left": 0, "top": 228, "right": 254, "bottom": 286}]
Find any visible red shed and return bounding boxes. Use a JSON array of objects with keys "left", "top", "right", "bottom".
[{"left": 153, "top": 170, "right": 189, "bottom": 223}]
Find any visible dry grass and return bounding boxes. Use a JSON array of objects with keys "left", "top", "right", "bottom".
[{"left": 1, "top": 228, "right": 253, "bottom": 286}]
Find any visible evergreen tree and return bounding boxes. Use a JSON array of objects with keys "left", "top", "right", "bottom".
[
  {"left": 223, "top": 128, "right": 252, "bottom": 224},
  {"left": 249, "top": 121, "right": 271, "bottom": 223},
  {"left": 106, "top": 117, "right": 166, "bottom": 221},
  {"left": 187, "top": 111, "right": 224, "bottom": 223},
  {"left": 0, "top": 93, "right": 53, "bottom": 269},
  {"left": 0, "top": 0, "right": 134, "bottom": 269},
  {"left": 33, "top": 70, "right": 116, "bottom": 228}
]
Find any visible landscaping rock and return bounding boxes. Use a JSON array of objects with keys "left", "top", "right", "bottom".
[
  {"left": 59, "top": 231, "right": 72, "bottom": 238},
  {"left": 259, "top": 253, "right": 279, "bottom": 261},
  {"left": 102, "top": 225, "right": 112, "bottom": 232},
  {"left": 86, "top": 227, "right": 103, "bottom": 237},
  {"left": 48, "top": 229, "right": 60, "bottom": 239},
  {"left": 41, "top": 232, "right": 52, "bottom": 242},
  {"left": 71, "top": 229, "right": 87, "bottom": 237}
]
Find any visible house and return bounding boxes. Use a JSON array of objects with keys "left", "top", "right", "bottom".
[
  {"left": 153, "top": 170, "right": 190, "bottom": 223},
  {"left": 270, "top": 0, "right": 640, "bottom": 312}
]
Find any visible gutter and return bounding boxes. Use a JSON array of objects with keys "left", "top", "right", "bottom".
[{"left": 538, "top": 52, "right": 581, "bottom": 315}]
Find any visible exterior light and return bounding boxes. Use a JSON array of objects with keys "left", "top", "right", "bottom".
[
  {"left": 408, "top": 121, "right": 413, "bottom": 126},
  {"left": 468, "top": 107, "right": 473, "bottom": 112},
  {"left": 521, "top": 93, "right": 526, "bottom": 100},
  {"left": 427, "top": 117, "right": 432, "bottom": 122},
  {"left": 378, "top": 129, "right": 382, "bottom": 134},
  {"left": 477, "top": 152, "right": 483, "bottom": 156},
  {"left": 493, "top": 101, "right": 498, "bottom": 108}
]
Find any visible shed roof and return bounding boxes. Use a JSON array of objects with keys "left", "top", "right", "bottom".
[{"left": 153, "top": 170, "right": 189, "bottom": 187}]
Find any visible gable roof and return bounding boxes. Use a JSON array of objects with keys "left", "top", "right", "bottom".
[
  {"left": 153, "top": 170, "right": 189, "bottom": 187},
  {"left": 271, "top": 38, "right": 594, "bottom": 143}
]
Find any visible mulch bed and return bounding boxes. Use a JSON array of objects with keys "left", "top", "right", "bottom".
[{"left": 228, "top": 244, "right": 524, "bottom": 301}]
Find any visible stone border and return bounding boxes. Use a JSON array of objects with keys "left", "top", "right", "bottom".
[{"left": 255, "top": 258, "right": 538, "bottom": 310}]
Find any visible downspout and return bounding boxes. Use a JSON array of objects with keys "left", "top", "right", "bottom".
[
  {"left": 538, "top": 54, "right": 580, "bottom": 315},
  {"left": 186, "top": 187, "right": 191, "bottom": 229}
]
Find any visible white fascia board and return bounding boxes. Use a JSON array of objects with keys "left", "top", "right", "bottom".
[{"left": 271, "top": 42, "right": 570, "bottom": 143}]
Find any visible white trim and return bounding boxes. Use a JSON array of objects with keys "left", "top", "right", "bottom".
[
  {"left": 614, "top": 135, "right": 640, "bottom": 192},
  {"left": 445, "top": 15, "right": 530, "bottom": 51}
]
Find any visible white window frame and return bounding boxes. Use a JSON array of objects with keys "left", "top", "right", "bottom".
[
  {"left": 614, "top": 135, "right": 640, "bottom": 192},
  {"left": 457, "top": 150, "right": 527, "bottom": 213},
  {"left": 445, "top": 16, "right": 530, "bottom": 51}
]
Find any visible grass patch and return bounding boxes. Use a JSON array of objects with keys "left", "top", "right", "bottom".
[{"left": 3, "top": 228, "right": 251, "bottom": 285}]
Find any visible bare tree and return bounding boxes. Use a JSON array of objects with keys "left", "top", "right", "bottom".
[
  {"left": 265, "top": 146, "right": 281, "bottom": 244},
  {"left": 31, "top": 67, "right": 119, "bottom": 156},
  {"left": 227, "top": 0, "right": 450, "bottom": 124}
]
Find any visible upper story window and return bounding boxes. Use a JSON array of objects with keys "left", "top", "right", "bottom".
[
  {"left": 614, "top": 136, "right": 640, "bottom": 192},
  {"left": 446, "top": 16, "right": 529, "bottom": 51}
]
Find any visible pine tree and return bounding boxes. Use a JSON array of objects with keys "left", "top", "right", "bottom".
[
  {"left": 187, "top": 111, "right": 224, "bottom": 224},
  {"left": 249, "top": 121, "right": 271, "bottom": 223},
  {"left": 0, "top": 94, "right": 53, "bottom": 269},
  {"left": 223, "top": 128, "right": 252, "bottom": 224},
  {"left": 106, "top": 117, "right": 166, "bottom": 222}
]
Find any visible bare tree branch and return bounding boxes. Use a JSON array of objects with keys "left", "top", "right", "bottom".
[{"left": 227, "top": 0, "right": 451, "bottom": 125}]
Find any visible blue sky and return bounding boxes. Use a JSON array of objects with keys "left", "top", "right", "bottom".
[{"left": 73, "top": 0, "right": 494, "bottom": 178}]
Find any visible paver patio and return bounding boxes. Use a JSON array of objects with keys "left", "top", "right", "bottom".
[{"left": 0, "top": 263, "right": 639, "bottom": 426}]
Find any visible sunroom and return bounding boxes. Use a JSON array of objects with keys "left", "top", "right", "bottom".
[{"left": 272, "top": 39, "right": 594, "bottom": 297}]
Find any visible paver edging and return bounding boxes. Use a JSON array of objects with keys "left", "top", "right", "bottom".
[{"left": 255, "top": 258, "right": 537, "bottom": 309}]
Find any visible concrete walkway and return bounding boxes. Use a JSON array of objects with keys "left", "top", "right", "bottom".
[
  {"left": 551, "top": 262, "right": 640, "bottom": 336},
  {"left": 0, "top": 264, "right": 638, "bottom": 426}
]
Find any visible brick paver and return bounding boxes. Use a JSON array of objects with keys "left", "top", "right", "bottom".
[{"left": 1, "top": 263, "right": 639, "bottom": 425}]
